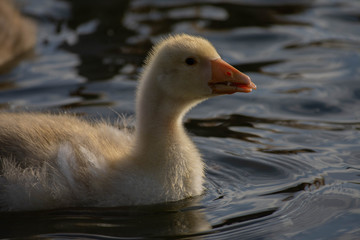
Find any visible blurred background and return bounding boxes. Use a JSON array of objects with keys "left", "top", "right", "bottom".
[{"left": 1, "top": 0, "right": 360, "bottom": 239}]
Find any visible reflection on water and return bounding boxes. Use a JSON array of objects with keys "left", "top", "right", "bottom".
[
  {"left": 1, "top": 0, "right": 360, "bottom": 239},
  {"left": 1, "top": 199, "right": 212, "bottom": 239}
]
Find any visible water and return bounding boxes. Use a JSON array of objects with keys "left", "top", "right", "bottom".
[{"left": 1, "top": 0, "right": 360, "bottom": 239}]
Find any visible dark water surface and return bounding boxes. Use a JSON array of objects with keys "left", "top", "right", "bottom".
[{"left": 1, "top": 0, "right": 360, "bottom": 239}]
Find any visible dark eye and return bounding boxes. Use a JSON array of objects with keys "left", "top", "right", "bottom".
[{"left": 185, "top": 57, "right": 197, "bottom": 66}]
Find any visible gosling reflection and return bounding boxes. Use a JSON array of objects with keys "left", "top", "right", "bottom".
[{"left": 112, "top": 198, "right": 211, "bottom": 237}]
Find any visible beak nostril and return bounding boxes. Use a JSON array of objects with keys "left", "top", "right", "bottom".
[{"left": 226, "top": 71, "right": 232, "bottom": 77}]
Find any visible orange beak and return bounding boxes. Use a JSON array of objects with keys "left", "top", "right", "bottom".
[{"left": 208, "top": 58, "right": 256, "bottom": 94}]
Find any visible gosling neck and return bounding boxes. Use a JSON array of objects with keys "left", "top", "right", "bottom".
[{"left": 134, "top": 77, "right": 200, "bottom": 165}]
